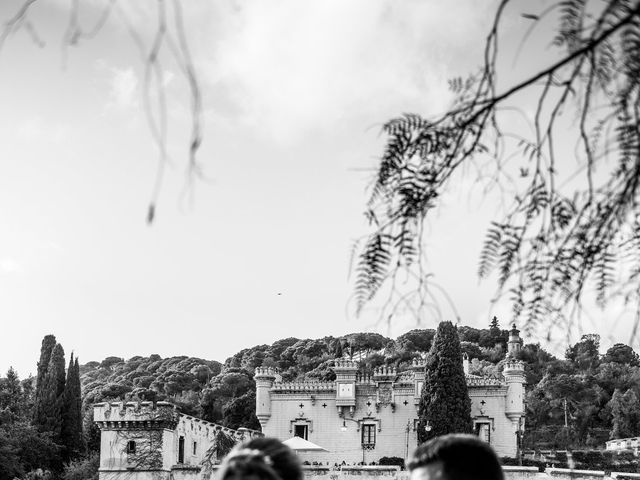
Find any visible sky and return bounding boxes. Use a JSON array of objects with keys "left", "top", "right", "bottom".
[{"left": 0, "top": 0, "right": 636, "bottom": 377}]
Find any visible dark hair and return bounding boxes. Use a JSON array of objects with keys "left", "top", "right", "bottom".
[
  {"left": 408, "top": 434, "right": 503, "bottom": 480},
  {"left": 217, "top": 437, "right": 302, "bottom": 480}
]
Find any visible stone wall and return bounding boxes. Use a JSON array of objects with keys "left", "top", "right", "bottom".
[{"left": 204, "top": 466, "right": 638, "bottom": 480}]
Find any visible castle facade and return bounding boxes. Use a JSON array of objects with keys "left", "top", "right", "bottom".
[
  {"left": 255, "top": 326, "right": 526, "bottom": 462},
  {"left": 93, "top": 401, "right": 261, "bottom": 480},
  {"left": 93, "top": 326, "right": 526, "bottom": 480}
]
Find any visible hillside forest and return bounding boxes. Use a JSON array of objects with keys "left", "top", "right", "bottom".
[{"left": 1, "top": 321, "right": 639, "bottom": 479}]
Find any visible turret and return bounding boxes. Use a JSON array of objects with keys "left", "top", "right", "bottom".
[
  {"left": 507, "top": 323, "right": 523, "bottom": 357},
  {"left": 503, "top": 359, "right": 526, "bottom": 431},
  {"left": 333, "top": 359, "right": 358, "bottom": 415},
  {"left": 411, "top": 358, "right": 426, "bottom": 403},
  {"left": 254, "top": 367, "right": 278, "bottom": 431}
]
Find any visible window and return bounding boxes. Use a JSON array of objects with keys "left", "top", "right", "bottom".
[
  {"left": 294, "top": 425, "right": 308, "bottom": 440},
  {"left": 361, "top": 424, "right": 376, "bottom": 446},
  {"left": 126, "top": 440, "right": 136, "bottom": 454},
  {"left": 475, "top": 423, "right": 491, "bottom": 444},
  {"left": 192, "top": 441, "right": 197, "bottom": 456},
  {"left": 178, "top": 436, "right": 185, "bottom": 464}
]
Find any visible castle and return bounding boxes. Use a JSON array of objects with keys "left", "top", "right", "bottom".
[
  {"left": 93, "top": 401, "right": 261, "bottom": 480},
  {"left": 255, "top": 325, "right": 525, "bottom": 462},
  {"left": 93, "top": 326, "right": 525, "bottom": 480}
]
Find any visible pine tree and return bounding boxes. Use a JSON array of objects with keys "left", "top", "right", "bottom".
[
  {"left": 417, "top": 321, "right": 472, "bottom": 443},
  {"left": 0, "top": 367, "right": 23, "bottom": 421},
  {"left": 61, "top": 354, "right": 84, "bottom": 461},
  {"left": 33, "top": 335, "right": 57, "bottom": 424},
  {"left": 35, "top": 343, "right": 66, "bottom": 440}
]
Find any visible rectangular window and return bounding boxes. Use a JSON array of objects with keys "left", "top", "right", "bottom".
[
  {"left": 126, "top": 440, "right": 136, "bottom": 454},
  {"left": 294, "top": 425, "right": 308, "bottom": 440},
  {"left": 192, "top": 441, "right": 197, "bottom": 455},
  {"left": 475, "top": 423, "right": 491, "bottom": 444},
  {"left": 361, "top": 424, "right": 376, "bottom": 446},
  {"left": 178, "top": 436, "right": 185, "bottom": 464}
]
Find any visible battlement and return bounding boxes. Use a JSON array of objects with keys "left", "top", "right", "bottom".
[
  {"left": 271, "top": 381, "right": 335, "bottom": 392},
  {"left": 504, "top": 360, "right": 525, "bottom": 372},
  {"left": 254, "top": 367, "right": 278, "bottom": 377},
  {"left": 411, "top": 358, "right": 426, "bottom": 368},
  {"left": 373, "top": 366, "right": 396, "bottom": 381},
  {"left": 334, "top": 359, "right": 359, "bottom": 370},
  {"left": 94, "top": 401, "right": 261, "bottom": 441},
  {"left": 466, "top": 376, "right": 505, "bottom": 387},
  {"left": 356, "top": 373, "right": 375, "bottom": 384},
  {"left": 93, "top": 401, "right": 180, "bottom": 428}
]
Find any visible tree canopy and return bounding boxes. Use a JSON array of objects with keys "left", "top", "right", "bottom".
[{"left": 417, "top": 321, "right": 472, "bottom": 442}]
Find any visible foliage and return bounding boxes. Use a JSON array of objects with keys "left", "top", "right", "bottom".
[
  {"left": 354, "top": 0, "right": 640, "bottom": 335},
  {"left": 610, "top": 388, "right": 640, "bottom": 439},
  {"left": 378, "top": 456, "right": 405, "bottom": 469},
  {"left": 61, "top": 355, "right": 84, "bottom": 461},
  {"left": 201, "top": 430, "right": 238, "bottom": 470},
  {"left": 36, "top": 343, "right": 66, "bottom": 442},
  {"left": 33, "top": 335, "right": 56, "bottom": 427},
  {"left": 566, "top": 334, "right": 601, "bottom": 371},
  {"left": 62, "top": 453, "right": 99, "bottom": 480},
  {"left": 417, "top": 321, "right": 472, "bottom": 442},
  {"left": 603, "top": 343, "right": 640, "bottom": 366}
]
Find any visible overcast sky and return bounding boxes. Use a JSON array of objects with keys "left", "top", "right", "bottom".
[{"left": 0, "top": 0, "right": 635, "bottom": 377}]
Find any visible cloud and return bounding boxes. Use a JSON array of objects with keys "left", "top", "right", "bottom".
[
  {"left": 15, "top": 116, "right": 70, "bottom": 143},
  {"left": 0, "top": 257, "right": 24, "bottom": 276},
  {"left": 105, "top": 66, "right": 139, "bottom": 111},
  {"left": 200, "top": 0, "right": 497, "bottom": 143}
]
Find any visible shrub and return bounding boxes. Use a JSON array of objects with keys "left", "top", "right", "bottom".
[
  {"left": 500, "top": 457, "right": 546, "bottom": 472},
  {"left": 62, "top": 453, "right": 99, "bottom": 480},
  {"left": 379, "top": 456, "right": 405, "bottom": 469}
]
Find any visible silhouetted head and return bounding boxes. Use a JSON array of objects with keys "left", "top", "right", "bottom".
[
  {"left": 217, "top": 437, "right": 302, "bottom": 480},
  {"left": 408, "top": 434, "right": 503, "bottom": 480}
]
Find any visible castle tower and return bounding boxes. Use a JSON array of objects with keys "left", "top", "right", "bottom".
[
  {"left": 254, "top": 367, "right": 277, "bottom": 432},
  {"left": 507, "top": 323, "right": 523, "bottom": 357},
  {"left": 503, "top": 359, "right": 526, "bottom": 431},
  {"left": 93, "top": 401, "right": 179, "bottom": 480},
  {"left": 334, "top": 359, "right": 358, "bottom": 416},
  {"left": 411, "top": 358, "right": 426, "bottom": 405}
]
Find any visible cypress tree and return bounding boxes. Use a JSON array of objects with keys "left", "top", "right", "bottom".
[
  {"left": 35, "top": 343, "right": 66, "bottom": 439},
  {"left": 417, "top": 321, "right": 472, "bottom": 443},
  {"left": 61, "top": 354, "right": 84, "bottom": 461},
  {"left": 33, "top": 335, "right": 57, "bottom": 423}
]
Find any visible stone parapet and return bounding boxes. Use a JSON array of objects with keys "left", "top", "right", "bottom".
[
  {"left": 93, "top": 401, "right": 179, "bottom": 430},
  {"left": 271, "top": 382, "right": 335, "bottom": 392},
  {"left": 547, "top": 468, "right": 606, "bottom": 479},
  {"left": 411, "top": 358, "right": 426, "bottom": 369},
  {"left": 334, "top": 359, "right": 359, "bottom": 370},
  {"left": 466, "top": 377, "right": 505, "bottom": 387},
  {"left": 504, "top": 360, "right": 526, "bottom": 374},
  {"left": 255, "top": 366, "right": 278, "bottom": 378},
  {"left": 373, "top": 366, "right": 397, "bottom": 381}
]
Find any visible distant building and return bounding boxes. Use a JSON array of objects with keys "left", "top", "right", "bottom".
[
  {"left": 93, "top": 326, "right": 527, "bottom": 480},
  {"left": 93, "top": 401, "right": 261, "bottom": 480},
  {"left": 256, "top": 325, "right": 526, "bottom": 462},
  {"left": 606, "top": 437, "right": 640, "bottom": 453}
]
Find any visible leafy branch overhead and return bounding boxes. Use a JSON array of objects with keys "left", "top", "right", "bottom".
[{"left": 355, "top": 0, "right": 640, "bottom": 335}]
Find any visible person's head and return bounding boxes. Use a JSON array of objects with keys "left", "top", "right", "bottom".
[
  {"left": 408, "top": 434, "right": 503, "bottom": 480},
  {"left": 217, "top": 437, "right": 302, "bottom": 480}
]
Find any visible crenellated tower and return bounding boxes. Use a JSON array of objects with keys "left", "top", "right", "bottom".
[
  {"left": 334, "top": 359, "right": 358, "bottom": 416},
  {"left": 254, "top": 367, "right": 278, "bottom": 431},
  {"left": 507, "top": 323, "right": 523, "bottom": 357},
  {"left": 503, "top": 358, "right": 526, "bottom": 431}
]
